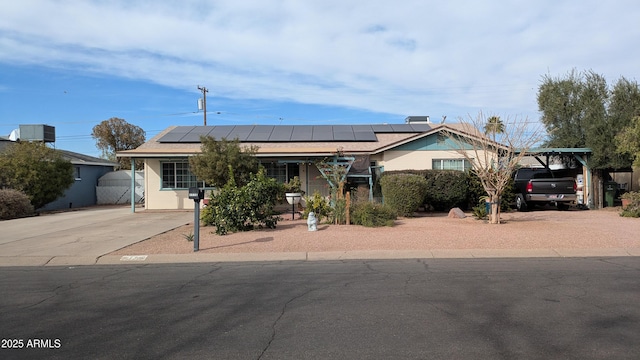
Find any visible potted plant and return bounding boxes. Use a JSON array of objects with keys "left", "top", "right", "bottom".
[
  {"left": 284, "top": 176, "right": 303, "bottom": 205},
  {"left": 621, "top": 191, "right": 640, "bottom": 209}
]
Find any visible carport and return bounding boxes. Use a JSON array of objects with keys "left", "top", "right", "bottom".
[{"left": 515, "top": 148, "right": 596, "bottom": 208}]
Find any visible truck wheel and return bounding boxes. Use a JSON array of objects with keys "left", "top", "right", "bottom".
[{"left": 516, "top": 195, "right": 528, "bottom": 212}]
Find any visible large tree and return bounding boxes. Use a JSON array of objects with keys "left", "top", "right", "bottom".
[
  {"left": 0, "top": 141, "right": 74, "bottom": 209},
  {"left": 92, "top": 117, "right": 146, "bottom": 169},
  {"left": 616, "top": 116, "right": 640, "bottom": 168},
  {"left": 444, "top": 113, "right": 544, "bottom": 224},
  {"left": 537, "top": 69, "right": 640, "bottom": 169},
  {"left": 189, "top": 136, "right": 260, "bottom": 188}
]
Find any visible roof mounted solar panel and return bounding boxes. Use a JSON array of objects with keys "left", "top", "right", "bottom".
[
  {"left": 331, "top": 126, "right": 354, "bottom": 141},
  {"left": 246, "top": 125, "right": 274, "bottom": 141},
  {"left": 389, "top": 124, "right": 415, "bottom": 132},
  {"left": 180, "top": 126, "right": 216, "bottom": 142},
  {"left": 157, "top": 126, "right": 196, "bottom": 142},
  {"left": 312, "top": 126, "right": 333, "bottom": 141},
  {"left": 226, "top": 125, "right": 254, "bottom": 141},
  {"left": 354, "top": 130, "right": 378, "bottom": 141},
  {"left": 270, "top": 126, "right": 294, "bottom": 141},
  {"left": 207, "top": 125, "right": 235, "bottom": 139},
  {"left": 371, "top": 124, "right": 394, "bottom": 132},
  {"left": 291, "top": 126, "right": 313, "bottom": 141},
  {"left": 409, "top": 124, "right": 432, "bottom": 132}
]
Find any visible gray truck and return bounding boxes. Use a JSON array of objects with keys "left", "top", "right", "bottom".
[{"left": 513, "top": 167, "right": 577, "bottom": 211}]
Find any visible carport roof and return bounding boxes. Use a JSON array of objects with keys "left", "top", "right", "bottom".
[{"left": 515, "top": 147, "right": 592, "bottom": 155}]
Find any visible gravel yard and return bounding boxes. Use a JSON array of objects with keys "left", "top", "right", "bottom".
[{"left": 110, "top": 207, "right": 640, "bottom": 255}]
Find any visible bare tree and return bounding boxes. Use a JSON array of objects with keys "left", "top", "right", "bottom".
[{"left": 442, "top": 112, "right": 545, "bottom": 224}]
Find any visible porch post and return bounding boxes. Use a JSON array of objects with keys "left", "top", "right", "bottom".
[{"left": 131, "top": 159, "right": 136, "bottom": 213}]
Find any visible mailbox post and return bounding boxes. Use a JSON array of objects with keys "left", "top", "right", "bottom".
[{"left": 188, "top": 187, "right": 204, "bottom": 252}]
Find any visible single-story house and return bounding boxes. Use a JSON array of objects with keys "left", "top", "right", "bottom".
[
  {"left": 118, "top": 118, "right": 495, "bottom": 210},
  {"left": 39, "top": 150, "right": 118, "bottom": 211}
]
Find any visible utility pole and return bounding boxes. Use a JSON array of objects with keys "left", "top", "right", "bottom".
[{"left": 197, "top": 85, "right": 208, "bottom": 126}]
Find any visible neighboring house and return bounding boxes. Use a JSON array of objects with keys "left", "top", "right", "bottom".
[
  {"left": 0, "top": 137, "right": 12, "bottom": 152},
  {"left": 39, "top": 150, "right": 118, "bottom": 211},
  {"left": 118, "top": 118, "right": 494, "bottom": 210}
]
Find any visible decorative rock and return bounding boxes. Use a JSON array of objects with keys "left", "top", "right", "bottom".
[
  {"left": 307, "top": 212, "right": 318, "bottom": 231},
  {"left": 448, "top": 207, "right": 466, "bottom": 219}
]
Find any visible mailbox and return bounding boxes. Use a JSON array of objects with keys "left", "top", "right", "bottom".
[{"left": 188, "top": 187, "right": 204, "bottom": 200}]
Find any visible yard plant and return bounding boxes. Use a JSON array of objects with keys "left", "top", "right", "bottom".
[
  {"left": 380, "top": 173, "right": 428, "bottom": 217},
  {"left": 201, "top": 167, "right": 280, "bottom": 235},
  {"left": 0, "top": 189, "right": 34, "bottom": 220}
]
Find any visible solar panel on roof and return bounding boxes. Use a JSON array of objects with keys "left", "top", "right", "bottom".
[
  {"left": 371, "top": 124, "right": 394, "bottom": 132},
  {"left": 389, "top": 124, "right": 415, "bottom": 132},
  {"left": 207, "top": 125, "right": 235, "bottom": 139},
  {"left": 157, "top": 132, "right": 186, "bottom": 142},
  {"left": 157, "top": 123, "right": 427, "bottom": 143},
  {"left": 312, "top": 126, "right": 333, "bottom": 141},
  {"left": 180, "top": 126, "right": 216, "bottom": 142},
  {"left": 245, "top": 125, "right": 274, "bottom": 141},
  {"left": 333, "top": 126, "right": 355, "bottom": 141},
  {"left": 157, "top": 126, "right": 196, "bottom": 142},
  {"left": 226, "top": 126, "right": 254, "bottom": 141},
  {"left": 354, "top": 131, "right": 378, "bottom": 141},
  {"left": 270, "top": 126, "right": 294, "bottom": 141},
  {"left": 291, "top": 126, "right": 313, "bottom": 141},
  {"left": 409, "top": 124, "right": 431, "bottom": 132}
]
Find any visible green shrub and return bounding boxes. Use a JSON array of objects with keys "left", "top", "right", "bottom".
[
  {"left": 471, "top": 200, "right": 488, "bottom": 220},
  {"left": 302, "top": 191, "right": 332, "bottom": 223},
  {"left": 423, "top": 170, "right": 468, "bottom": 211},
  {"left": 350, "top": 202, "right": 397, "bottom": 227},
  {"left": 0, "top": 189, "right": 34, "bottom": 220},
  {"left": 201, "top": 168, "right": 280, "bottom": 235},
  {"left": 380, "top": 173, "right": 428, "bottom": 217},
  {"left": 465, "top": 171, "right": 486, "bottom": 209},
  {"left": 620, "top": 191, "right": 640, "bottom": 218},
  {"left": 465, "top": 171, "right": 515, "bottom": 212}
]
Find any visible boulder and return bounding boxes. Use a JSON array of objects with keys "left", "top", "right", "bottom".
[{"left": 448, "top": 207, "right": 466, "bottom": 219}]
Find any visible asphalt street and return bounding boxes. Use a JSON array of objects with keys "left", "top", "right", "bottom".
[{"left": 1, "top": 257, "right": 639, "bottom": 359}]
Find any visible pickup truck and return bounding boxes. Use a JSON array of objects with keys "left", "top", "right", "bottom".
[{"left": 513, "top": 167, "right": 577, "bottom": 211}]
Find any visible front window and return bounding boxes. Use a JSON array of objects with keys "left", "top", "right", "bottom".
[
  {"left": 161, "top": 161, "right": 204, "bottom": 189},
  {"left": 432, "top": 159, "right": 471, "bottom": 171}
]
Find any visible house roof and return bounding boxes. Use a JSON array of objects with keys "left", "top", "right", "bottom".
[
  {"left": 57, "top": 150, "right": 118, "bottom": 167},
  {"left": 119, "top": 123, "right": 455, "bottom": 158}
]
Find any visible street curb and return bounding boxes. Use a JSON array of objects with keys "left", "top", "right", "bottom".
[{"left": 3, "top": 248, "right": 640, "bottom": 267}]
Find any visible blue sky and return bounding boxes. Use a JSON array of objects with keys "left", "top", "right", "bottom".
[{"left": 1, "top": 1, "right": 640, "bottom": 158}]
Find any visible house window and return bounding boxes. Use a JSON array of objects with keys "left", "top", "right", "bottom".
[
  {"left": 75, "top": 166, "right": 81, "bottom": 180},
  {"left": 432, "top": 159, "right": 471, "bottom": 171},
  {"left": 161, "top": 161, "right": 204, "bottom": 189},
  {"left": 261, "top": 162, "right": 300, "bottom": 183},
  {"left": 262, "top": 162, "right": 287, "bottom": 183}
]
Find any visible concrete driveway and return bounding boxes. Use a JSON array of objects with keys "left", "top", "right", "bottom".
[{"left": 0, "top": 206, "right": 193, "bottom": 266}]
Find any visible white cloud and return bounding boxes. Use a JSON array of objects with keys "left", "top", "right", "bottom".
[{"left": 2, "top": 0, "right": 640, "bottom": 120}]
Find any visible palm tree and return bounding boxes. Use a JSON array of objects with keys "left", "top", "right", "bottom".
[{"left": 484, "top": 116, "right": 505, "bottom": 135}]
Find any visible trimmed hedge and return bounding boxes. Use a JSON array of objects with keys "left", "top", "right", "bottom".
[
  {"left": 380, "top": 173, "right": 428, "bottom": 217},
  {"left": 0, "top": 189, "right": 34, "bottom": 220},
  {"left": 380, "top": 169, "right": 514, "bottom": 212},
  {"left": 423, "top": 170, "right": 468, "bottom": 211}
]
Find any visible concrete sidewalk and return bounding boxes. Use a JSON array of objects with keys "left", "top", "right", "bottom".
[
  {"left": 95, "top": 248, "right": 640, "bottom": 265},
  {"left": 0, "top": 207, "right": 193, "bottom": 266}
]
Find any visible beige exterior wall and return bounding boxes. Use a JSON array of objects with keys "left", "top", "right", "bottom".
[
  {"left": 379, "top": 150, "right": 480, "bottom": 171},
  {"left": 144, "top": 158, "right": 196, "bottom": 210}
]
